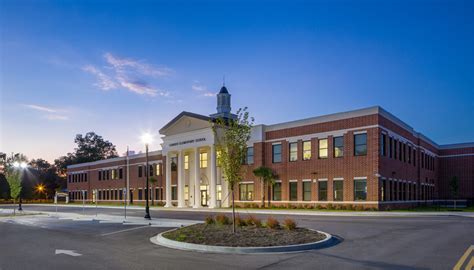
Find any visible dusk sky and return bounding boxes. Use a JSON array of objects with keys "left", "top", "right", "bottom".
[{"left": 1, "top": 0, "right": 473, "bottom": 162}]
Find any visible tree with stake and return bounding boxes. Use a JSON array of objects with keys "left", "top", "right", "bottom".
[
  {"left": 253, "top": 166, "right": 277, "bottom": 208},
  {"left": 212, "top": 107, "right": 253, "bottom": 233},
  {"left": 449, "top": 176, "right": 459, "bottom": 210},
  {"left": 6, "top": 169, "right": 22, "bottom": 216}
]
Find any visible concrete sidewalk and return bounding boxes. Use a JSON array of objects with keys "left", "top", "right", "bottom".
[{"left": 14, "top": 203, "right": 474, "bottom": 218}]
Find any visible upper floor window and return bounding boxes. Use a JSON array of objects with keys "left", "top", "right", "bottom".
[
  {"left": 302, "top": 141, "right": 311, "bottom": 160},
  {"left": 138, "top": 166, "right": 143, "bottom": 177},
  {"left": 171, "top": 157, "right": 177, "bottom": 171},
  {"left": 389, "top": 137, "right": 393, "bottom": 158},
  {"left": 111, "top": 169, "right": 117, "bottom": 180},
  {"left": 394, "top": 140, "right": 398, "bottom": 159},
  {"left": 149, "top": 164, "right": 154, "bottom": 176},
  {"left": 319, "top": 139, "right": 328, "bottom": 158},
  {"left": 289, "top": 142, "right": 298, "bottom": 162},
  {"left": 119, "top": 168, "right": 123, "bottom": 179},
  {"left": 272, "top": 144, "right": 282, "bottom": 163},
  {"left": 184, "top": 155, "right": 189, "bottom": 170},
  {"left": 380, "top": 133, "right": 386, "bottom": 156},
  {"left": 333, "top": 136, "right": 344, "bottom": 158},
  {"left": 408, "top": 146, "right": 412, "bottom": 164},
  {"left": 156, "top": 164, "right": 161, "bottom": 176},
  {"left": 246, "top": 147, "right": 254, "bottom": 165},
  {"left": 98, "top": 171, "right": 102, "bottom": 181},
  {"left": 354, "top": 133, "right": 367, "bottom": 156},
  {"left": 200, "top": 152, "right": 208, "bottom": 168}
]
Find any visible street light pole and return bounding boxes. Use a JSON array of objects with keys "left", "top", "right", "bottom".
[{"left": 144, "top": 143, "right": 151, "bottom": 220}]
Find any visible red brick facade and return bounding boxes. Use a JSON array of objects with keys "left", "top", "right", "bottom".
[{"left": 67, "top": 106, "right": 474, "bottom": 209}]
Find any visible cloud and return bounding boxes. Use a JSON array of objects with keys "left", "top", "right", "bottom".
[
  {"left": 82, "top": 65, "right": 117, "bottom": 90},
  {"left": 83, "top": 53, "right": 172, "bottom": 97},
  {"left": 191, "top": 81, "right": 216, "bottom": 97},
  {"left": 23, "top": 104, "right": 69, "bottom": 121}
]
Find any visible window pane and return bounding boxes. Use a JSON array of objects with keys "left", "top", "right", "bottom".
[
  {"left": 334, "top": 136, "right": 344, "bottom": 157},
  {"left": 318, "top": 181, "right": 327, "bottom": 201},
  {"left": 246, "top": 147, "right": 254, "bottom": 164},
  {"left": 289, "top": 182, "right": 297, "bottom": 201},
  {"left": 334, "top": 180, "right": 343, "bottom": 201},
  {"left": 303, "top": 141, "right": 311, "bottom": 160},
  {"left": 272, "top": 144, "right": 282, "bottom": 163},
  {"left": 303, "top": 181, "right": 312, "bottom": 201},
  {"left": 354, "top": 134, "right": 367, "bottom": 156},
  {"left": 319, "top": 139, "right": 328, "bottom": 158},
  {"left": 273, "top": 183, "right": 282, "bottom": 201},
  {"left": 289, "top": 142, "right": 298, "bottom": 162},
  {"left": 184, "top": 155, "right": 189, "bottom": 170},
  {"left": 354, "top": 179, "right": 367, "bottom": 201}
]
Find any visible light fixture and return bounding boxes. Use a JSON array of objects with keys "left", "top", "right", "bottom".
[{"left": 140, "top": 132, "right": 154, "bottom": 145}]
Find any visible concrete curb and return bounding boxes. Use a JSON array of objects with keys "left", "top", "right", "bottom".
[{"left": 150, "top": 227, "right": 334, "bottom": 254}]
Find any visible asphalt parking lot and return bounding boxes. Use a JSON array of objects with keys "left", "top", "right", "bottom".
[{"left": 0, "top": 205, "right": 473, "bottom": 270}]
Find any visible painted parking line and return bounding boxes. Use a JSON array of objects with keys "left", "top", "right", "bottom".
[
  {"left": 100, "top": 225, "right": 150, "bottom": 236},
  {"left": 453, "top": 245, "right": 474, "bottom": 270}
]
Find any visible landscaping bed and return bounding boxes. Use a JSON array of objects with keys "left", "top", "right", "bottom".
[{"left": 162, "top": 215, "right": 326, "bottom": 247}]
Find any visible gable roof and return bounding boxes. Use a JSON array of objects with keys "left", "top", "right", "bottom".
[{"left": 159, "top": 111, "right": 211, "bottom": 134}]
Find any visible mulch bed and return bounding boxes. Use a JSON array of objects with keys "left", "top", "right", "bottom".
[{"left": 162, "top": 223, "right": 326, "bottom": 247}]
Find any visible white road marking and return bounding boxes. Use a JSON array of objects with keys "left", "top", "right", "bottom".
[
  {"left": 55, "top": 249, "right": 82, "bottom": 257},
  {"left": 100, "top": 225, "right": 149, "bottom": 236}
]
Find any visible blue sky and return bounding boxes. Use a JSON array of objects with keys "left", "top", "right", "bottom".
[{"left": 1, "top": 0, "right": 473, "bottom": 162}]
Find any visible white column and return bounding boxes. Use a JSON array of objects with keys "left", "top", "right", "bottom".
[
  {"left": 164, "top": 154, "right": 172, "bottom": 207},
  {"left": 193, "top": 147, "right": 201, "bottom": 208},
  {"left": 209, "top": 145, "right": 217, "bottom": 208},
  {"left": 177, "top": 151, "right": 185, "bottom": 207}
]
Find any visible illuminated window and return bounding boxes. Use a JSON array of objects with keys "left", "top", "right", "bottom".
[
  {"left": 334, "top": 136, "right": 344, "bottom": 158},
  {"left": 184, "top": 155, "right": 189, "bottom": 170},
  {"left": 246, "top": 147, "right": 254, "bottom": 165},
  {"left": 217, "top": 185, "right": 222, "bottom": 200},
  {"left": 111, "top": 169, "right": 117, "bottom": 180},
  {"left": 289, "top": 142, "right": 298, "bottom": 162},
  {"left": 239, "top": 183, "right": 254, "bottom": 201},
  {"left": 303, "top": 141, "right": 311, "bottom": 160},
  {"left": 184, "top": 185, "right": 189, "bottom": 200},
  {"left": 354, "top": 179, "right": 367, "bottom": 200},
  {"left": 354, "top": 133, "right": 367, "bottom": 156},
  {"left": 156, "top": 164, "right": 161, "bottom": 176},
  {"left": 319, "top": 139, "right": 328, "bottom": 158},
  {"left": 200, "top": 152, "right": 208, "bottom": 168},
  {"left": 334, "top": 180, "right": 343, "bottom": 201},
  {"left": 303, "top": 181, "right": 312, "bottom": 201}
]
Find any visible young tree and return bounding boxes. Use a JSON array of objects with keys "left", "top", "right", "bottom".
[
  {"left": 212, "top": 107, "right": 254, "bottom": 233},
  {"left": 253, "top": 166, "right": 276, "bottom": 208},
  {"left": 449, "top": 176, "right": 459, "bottom": 210},
  {"left": 6, "top": 169, "right": 22, "bottom": 215}
]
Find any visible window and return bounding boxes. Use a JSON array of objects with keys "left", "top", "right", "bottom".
[
  {"left": 334, "top": 180, "right": 343, "bottom": 201},
  {"left": 289, "top": 182, "right": 297, "bottom": 201},
  {"left": 119, "top": 189, "right": 123, "bottom": 200},
  {"left": 389, "top": 137, "right": 393, "bottom": 158},
  {"left": 403, "top": 143, "right": 406, "bottom": 162},
  {"left": 98, "top": 171, "right": 102, "bottom": 181},
  {"left": 413, "top": 149, "right": 416, "bottom": 166},
  {"left": 272, "top": 144, "right": 282, "bottom": 163},
  {"left": 184, "top": 155, "right": 189, "bottom": 170},
  {"left": 354, "top": 179, "right": 367, "bottom": 201},
  {"left": 421, "top": 152, "right": 424, "bottom": 168},
  {"left": 289, "top": 142, "right": 298, "bottom": 162},
  {"left": 319, "top": 139, "right": 328, "bottom": 158},
  {"left": 217, "top": 185, "right": 222, "bottom": 200},
  {"left": 273, "top": 182, "right": 282, "bottom": 201},
  {"left": 171, "top": 186, "right": 177, "bottom": 200},
  {"left": 333, "top": 136, "right": 344, "bottom": 158},
  {"left": 149, "top": 164, "right": 154, "bottom": 176},
  {"left": 171, "top": 157, "right": 177, "bottom": 171},
  {"left": 85, "top": 174, "right": 88, "bottom": 182},
  {"left": 318, "top": 181, "right": 327, "bottom": 201},
  {"left": 138, "top": 189, "right": 143, "bottom": 200},
  {"left": 408, "top": 146, "right": 412, "bottom": 164},
  {"left": 156, "top": 164, "right": 161, "bottom": 176},
  {"left": 303, "top": 181, "right": 312, "bottom": 201},
  {"left": 119, "top": 168, "right": 123, "bottom": 179},
  {"left": 239, "top": 184, "right": 254, "bottom": 201},
  {"left": 138, "top": 166, "right": 143, "bottom": 177},
  {"left": 302, "top": 141, "right": 311, "bottom": 160},
  {"left": 106, "top": 170, "right": 110, "bottom": 180},
  {"left": 111, "top": 169, "right": 117, "bottom": 180},
  {"left": 394, "top": 140, "right": 397, "bottom": 159},
  {"left": 184, "top": 186, "right": 189, "bottom": 201},
  {"left": 399, "top": 141, "right": 402, "bottom": 161},
  {"left": 246, "top": 147, "right": 254, "bottom": 165},
  {"left": 354, "top": 133, "right": 367, "bottom": 156},
  {"left": 199, "top": 152, "right": 208, "bottom": 168},
  {"left": 380, "top": 133, "right": 386, "bottom": 156}
]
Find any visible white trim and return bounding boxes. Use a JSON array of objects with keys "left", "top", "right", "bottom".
[
  {"left": 353, "top": 130, "right": 367, "bottom": 135},
  {"left": 265, "top": 125, "right": 378, "bottom": 143},
  {"left": 240, "top": 181, "right": 254, "bottom": 184},
  {"left": 272, "top": 142, "right": 282, "bottom": 145},
  {"left": 333, "top": 177, "right": 344, "bottom": 181},
  {"left": 317, "top": 178, "right": 328, "bottom": 181},
  {"left": 354, "top": 176, "right": 367, "bottom": 180},
  {"left": 289, "top": 179, "right": 298, "bottom": 182},
  {"left": 302, "top": 179, "right": 312, "bottom": 182},
  {"left": 439, "top": 153, "right": 474, "bottom": 158},
  {"left": 274, "top": 180, "right": 282, "bottom": 183}
]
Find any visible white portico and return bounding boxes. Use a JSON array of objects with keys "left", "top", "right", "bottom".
[{"left": 159, "top": 86, "right": 235, "bottom": 208}]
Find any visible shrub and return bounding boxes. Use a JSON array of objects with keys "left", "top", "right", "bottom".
[
  {"left": 215, "top": 214, "right": 231, "bottom": 225},
  {"left": 347, "top": 204, "right": 355, "bottom": 211},
  {"left": 205, "top": 215, "right": 215, "bottom": 225},
  {"left": 235, "top": 215, "right": 247, "bottom": 227},
  {"left": 266, "top": 217, "right": 280, "bottom": 229},
  {"left": 327, "top": 203, "right": 334, "bottom": 210},
  {"left": 355, "top": 205, "right": 365, "bottom": 211},
  {"left": 246, "top": 215, "right": 262, "bottom": 227},
  {"left": 315, "top": 204, "right": 324, "bottom": 210},
  {"left": 283, "top": 218, "right": 297, "bottom": 230}
]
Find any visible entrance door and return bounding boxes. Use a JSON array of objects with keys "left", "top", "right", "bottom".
[{"left": 201, "top": 190, "right": 208, "bottom": 207}]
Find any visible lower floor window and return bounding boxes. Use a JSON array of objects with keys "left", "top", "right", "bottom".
[
  {"left": 303, "top": 181, "right": 312, "bottom": 201},
  {"left": 318, "top": 181, "right": 327, "bottom": 201},
  {"left": 239, "top": 183, "right": 254, "bottom": 201},
  {"left": 289, "top": 182, "right": 298, "bottom": 201},
  {"left": 138, "top": 189, "right": 143, "bottom": 200},
  {"left": 217, "top": 185, "right": 222, "bottom": 200},
  {"left": 333, "top": 180, "right": 343, "bottom": 201},
  {"left": 273, "top": 182, "right": 282, "bottom": 201},
  {"left": 171, "top": 186, "right": 177, "bottom": 200},
  {"left": 354, "top": 179, "right": 367, "bottom": 201},
  {"left": 184, "top": 185, "right": 189, "bottom": 201}
]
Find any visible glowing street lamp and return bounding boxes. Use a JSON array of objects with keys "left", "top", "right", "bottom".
[
  {"left": 141, "top": 132, "right": 153, "bottom": 220},
  {"left": 13, "top": 161, "right": 28, "bottom": 211}
]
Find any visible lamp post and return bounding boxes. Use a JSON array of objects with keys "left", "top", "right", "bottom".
[
  {"left": 141, "top": 132, "right": 153, "bottom": 220},
  {"left": 13, "top": 161, "right": 27, "bottom": 211}
]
